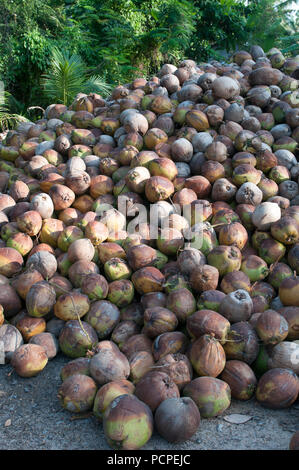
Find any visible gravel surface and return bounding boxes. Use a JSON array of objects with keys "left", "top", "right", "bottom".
[{"left": 0, "top": 353, "right": 298, "bottom": 450}]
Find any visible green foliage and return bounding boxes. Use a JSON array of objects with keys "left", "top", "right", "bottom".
[
  {"left": 188, "top": 0, "right": 249, "bottom": 60},
  {"left": 64, "top": 0, "right": 196, "bottom": 83},
  {"left": 244, "top": 0, "right": 299, "bottom": 53},
  {"left": 0, "top": 0, "right": 66, "bottom": 104},
  {"left": 0, "top": 89, "right": 28, "bottom": 132},
  {"left": 0, "top": 0, "right": 298, "bottom": 112},
  {"left": 280, "top": 32, "right": 299, "bottom": 55},
  {"left": 42, "top": 48, "right": 112, "bottom": 105}
]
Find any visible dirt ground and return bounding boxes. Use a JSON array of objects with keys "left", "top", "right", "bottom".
[{"left": 0, "top": 353, "right": 298, "bottom": 451}]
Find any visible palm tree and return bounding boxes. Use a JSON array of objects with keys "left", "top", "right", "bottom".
[
  {"left": 42, "top": 47, "right": 113, "bottom": 106},
  {"left": 0, "top": 89, "right": 28, "bottom": 132}
]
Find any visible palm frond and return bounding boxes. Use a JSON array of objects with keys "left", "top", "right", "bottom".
[
  {"left": 0, "top": 90, "right": 28, "bottom": 131},
  {"left": 42, "top": 47, "right": 86, "bottom": 105},
  {"left": 82, "top": 75, "right": 113, "bottom": 98},
  {"left": 42, "top": 47, "right": 113, "bottom": 104},
  {"left": 0, "top": 112, "right": 28, "bottom": 132}
]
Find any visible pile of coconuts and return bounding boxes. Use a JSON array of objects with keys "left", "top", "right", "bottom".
[{"left": 0, "top": 43, "right": 299, "bottom": 450}]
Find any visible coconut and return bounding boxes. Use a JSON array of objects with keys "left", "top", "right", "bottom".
[
  {"left": 152, "top": 331, "right": 188, "bottom": 361},
  {"left": 220, "top": 360, "right": 257, "bottom": 400},
  {"left": 111, "top": 320, "right": 139, "bottom": 347},
  {"left": 135, "top": 370, "right": 180, "bottom": 412},
  {"left": 190, "top": 264, "right": 219, "bottom": 292},
  {"left": 11, "top": 344, "right": 48, "bottom": 377},
  {"left": 0, "top": 324, "right": 23, "bottom": 362},
  {"left": 16, "top": 315, "right": 46, "bottom": 342},
  {"left": 131, "top": 266, "right": 165, "bottom": 295},
  {"left": 267, "top": 341, "right": 299, "bottom": 374},
  {"left": 212, "top": 77, "right": 240, "bottom": 99},
  {"left": 241, "top": 255, "right": 269, "bottom": 282},
  {"left": 26, "top": 281, "right": 56, "bottom": 318},
  {"left": 93, "top": 379, "right": 135, "bottom": 420},
  {"left": 144, "top": 176, "right": 174, "bottom": 203},
  {"left": 211, "top": 178, "right": 237, "bottom": 201},
  {"left": 60, "top": 357, "right": 91, "bottom": 381},
  {"left": 103, "top": 394, "right": 153, "bottom": 450},
  {"left": 224, "top": 322, "right": 259, "bottom": 364},
  {"left": 290, "top": 432, "right": 299, "bottom": 450},
  {"left": 165, "top": 288, "right": 196, "bottom": 323},
  {"left": 54, "top": 291, "right": 90, "bottom": 321},
  {"left": 177, "top": 248, "right": 206, "bottom": 278},
  {"left": 59, "top": 320, "right": 98, "bottom": 358},
  {"left": 127, "top": 244, "right": 157, "bottom": 271},
  {"left": 155, "top": 397, "right": 200, "bottom": 443},
  {"left": 197, "top": 290, "right": 226, "bottom": 312},
  {"left": 0, "top": 279, "right": 23, "bottom": 317},
  {"left": 255, "top": 310, "right": 289, "bottom": 345},
  {"left": 89, "top": 341, "right": 130, "bottom": 385},
  {"left": 120, "top": 333, "right": 153, "bottom": 361},
  {"left": 190, "top": 334, "right": 226, "bottom": 377},
  {"left": 187, "top": 310, "right": 230, "bottom": 344},
  {"left": 256, "top": 368, "right": 299, "bottom": 409},
  {"left": 85, "top": 300, "right": 120, "bottom": 338},
  {"left": 183, "top": 377, "right": 231, "bottom": 418},
  {"left": 249, "top": 68, "right": 283, "bottom": 86},
  {"left": 26, "top": 250, "right": 57, "bottom": 279},
  {"left": 29, "top": 332, "right": 59, "bottom": 360},
  {"left": 278, "top": 307, "right": 299, "bottom": 340},
  {"left": 220, "top": 271, "right": 251, "bottom": 294},
  {"left": 58, "top": 374, "right": 97, "bottom": 413},
  {"left": 0, "top": 247, "right": 23, "bottom": 277},
  {"left": 125, "top": 166, "right": 151, "bottom": 193},
  {"left": 236, "top": 182, "right": 263, "bottom": 205},
  {"left": 207, "top": 246, "right": 242, "bottom": 277},
  {"left": 48, "top": 184, "right": 75, "bottom": 211},
  {"left": 279, "top": 276, "right": 299, "bottom": 307},
  {"left": 219, "top": 289, "right": 253, "bottom": 323}
]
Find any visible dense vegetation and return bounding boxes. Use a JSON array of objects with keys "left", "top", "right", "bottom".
[{"left": 0, "top": 0, "right": 298, "bottom": 116}]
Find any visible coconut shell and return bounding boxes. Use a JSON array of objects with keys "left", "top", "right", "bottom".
[
  {"left": 103, "top": 394, "right": 153, "bottom": 450},
  {"left": 190, "top": 334, "right": 226, "bottom": 377},
  {"left": 152, "top": 331, "right": 188, "bottom": 361},
  {"left": 0, "top": 324, "right": 23, "bottom": 362},
  {"left": 220, "top": 360, "right": 257, "bottom": 400},
  {"left": 93, "top": 379, "right": 135, "bottom": 420},
  {"left": 59, "top": 320, "right": 98, "bottom": 358},
  {"left": 256, "top": 368, "right": 299, "bottom": 409},
  {"left": 29, "top": 332, "right": 59, "bottom": 360},
  {"left": 223, "top": 321, "right": 259, "bottom": 364},
  {"left": 249, "top": 68, "right": 284, "bottom": 86},
  {"left": 183, "top": 376, "right": 231, "bottom": 418},
  {"left": 155, "top": 397, "right": 200, "bottom": 443},
  {"left": 135, "top": 371, "right": 180, "bottom": 412},
  {"left": 60, "top": 357, "right": 91, "bottom": 381},
  {"left": 58, "top": 373, "right": 97, "bottom": 413},
  {"left": 187, "top": 309, "right": 230, "bottom": 344},
  {"left": 11, "top": 344, "right": 48, "bottom": 377},
  {"left": 89, "top": 341, "right": 130, "bottom": 385},
  {"left": 278, "top": 307, "right": 299, "bottom": 340},
  {"left": 289, "top": 431, "right": 299, "bottom": 450},
  {"left": 143, "top": 307, "right": 178, "bottom": 338},
  {"left": 255, "top": 310, "right": 289, "bottom": 345},
  {"left": 154, "top": 353, "right": 193, "bottom": 390}
]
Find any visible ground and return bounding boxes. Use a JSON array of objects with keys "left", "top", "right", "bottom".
[{"left": 0, "top": 353, "right": 298, "bottom": 451}]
